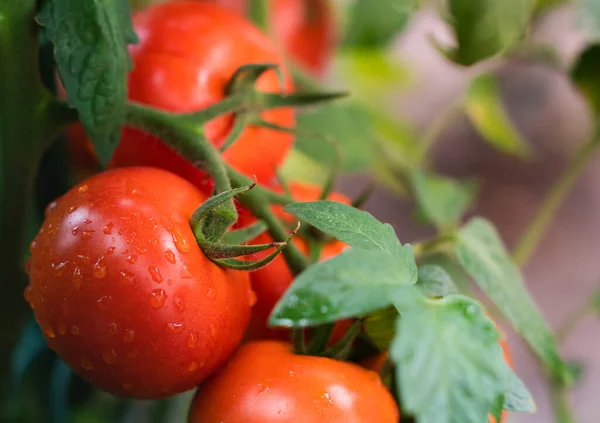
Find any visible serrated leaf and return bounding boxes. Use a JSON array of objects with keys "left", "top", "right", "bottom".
[
  {"left": 454, "top": 218, "right": 570, "bottom": 380},
  {"left": 571, "top": 44, "right": 600, "bottom": 116},
  {"left": 37, "top": 0, "right": 138, "bottom": 165},
  {"left": 343, "top": 0, "right": 418, "bottom": 48},
  {"left": 10, "top": 319, "right": 48, "bottom": 391},
  {"left": 417, "top": 265, "right": 459, "bottom": 297},
  {"left": 391, "top": 296, "right": 506, "bottom": 423},
  {"left": 465, "top": 73, "right": 532, "bottom": 158},
  {"left": 504, "top": 366, "right": 536, "bottom": 412},
  {"left": 294, "top": 103, "right": 373, "bottom": 172},
  {"left": 411, "top": 169, "right": 478, "bottom": 229},
  {"left": 363, "top": 306, "right": 398, "bottom": 351},
  {"left": 448, "top": 0, "right": 534, "bottom": 65},
  {"left": 284, "top": 201, "right": 405, "bottom": 258},
  {"left": 269, "top": 248, "right": 418, "bottom": 327}
]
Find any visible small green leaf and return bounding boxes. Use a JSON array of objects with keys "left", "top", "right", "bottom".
[
  {"left": 465, "top": 73, "right": 532, "bottom": 158},
  {"left": 37, "top": 0, "right": 138, "bottom": 165},
  {"left": 454, "top": 218, "right": 569, "bottom": 380},
  {"left": 363, "top": 306, "right": 398, "bottom": 351},
  {"left": 391, "top": 295, "right": 506, "bottom": 423},
  {"left": 343, "top": 0, "right": 418, "bottom": 48},
  {"left": 269, "top": 248, "right": 418, "bottom": 327},
  {"left": 294, "top": 103, "right": 374, "bottom": 172},
  {"left": 571, "top": 44, "right": 600, "bottom": 116},
  {"left": 410, "top": 169, "right": 478, "bottom": 229},
  {"left": 504, "top": 366, "right": 536, "bottom": 412},
  {"left": 448, "top": 0, "right": 534, "bottom": 65},
  {"left": 417, "top": 265, "right": 459, "bottom": 297},
  {"left": 284, "top": 201, "right": 404, "bottom": 258}
]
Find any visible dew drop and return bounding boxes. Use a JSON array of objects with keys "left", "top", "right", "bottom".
[
  {"left": 108, "top": 322, "right": 117, "bottom": 335},
  {"left": 52, "top": 261, "right": 69, "bottom": 275},
  {"left": 23, "top": 286, "right": 34, "bottom": 308},
  {"left": 126, "top": 255, "right": 137, "bottom": 264},
  {"left": 29, "top": 239, "right": 37, "bottom": 253},
  {"left": 96, "top": 295, "right": 113, "bottom": 310},
  {"left": 164, "top": 249, "right": 176, "bottom": 264},
  {"left": 167, "top": 279, "right": 174, "bottom": 286},
  {"left": 180, "top": 264, "right": 192, "bottom": 279},
  {"left": 119, "top": 270, "right": 135, "bottom": 285},
  {"left": 165, "top": 322, "right": 184, "bottom": 334},
  {"left": 135, "top": 245, "right": 147, "bottom": 255},
  {"left": 44, "top": 324, "right": 56, "bottom": 339},
  {"left": 102, "top": 349, "right": 118, "bottom": 364},
  {"left": 68, "top": 205, "right": 78, "bottom": 214},
  {"left": 78, "top": 184, "right": 89, "bottom": 193},
  {"left": 72, "top": 226, "right": 80, "bottom": 236},
  {"left": 76, "top": 254, "right": 90, "bottom": 264},
  {"left": 57, "top": 323, "right": 67, "bottom": 335},
  {"left": 45, "top": 201, "right": 57, "bottom": 217},
  {"left": 174, "top": 297, "right": 185, "bottom": 312},
  {"left": 188, "top": 361, "right": 202, "bottom": 372},
  {"left": 47, "top": 223, "right": 59, "bottom": 237},
  {"left": 148, "top": 266, "right": 163, "bottom": 283},
  {"left": 84, "top": 219, "right": 92, "bottom": 224},
  {"left": 81, "top": 230, "right": 96, "bottom": 241},
  {"left": 249, "top": 290, "right": 257, "bottom": 307},
  {"left": 210, "top": 324, "right": 217, "bottom": 337},
  {"left": 93, "top": 257, "right": 106, "bottom": 279},
  {"left": 81, "top": 357, "right": 94, "bottom": 371},
  {"left": 123, "top": 329, "right": 135, "bottom": 343},
  {"left": 72, "top": 267, "right": 82, "bottom": 290},
  {"left": 149, "top": 237, "right": 158, "bottom": 246},
  {"left": 322, "top": 392, "right": 333, "bottom": 405},
  {"left": 150, "top": 289, "right": 167, "bottom": 309},
  {"left": 171, "top": 226, "right": 191, "bottom": 253},
  {"left": 122, "top": 382, "right": 134, "bottom": 391},
  {"left": 106, "top": 246, "right": 116, "bottom": 255},
  {"left": 71, "top": 326, "right": 80, "bottom": 336},
  {"left": 103, "top": 222, "right": 113, "bottom": 235},
  {"left": 187, "top": 331, "right": 198, "bottom": 349}
]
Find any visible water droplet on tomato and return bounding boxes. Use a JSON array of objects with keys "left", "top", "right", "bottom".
[
  {"left": 107, "top": 246, "right": 115, "bottom": 255},
  {"left": 23, "top": 285, "right": 34, "bottom": 308},
  {"left": 180, "top": 264, "right": 192, "bottom": 279},
  {"left": 188, "top": 361, "right": 201, "bottom": 372},
  {"left": 96, "top": 295, "right": 113, "bottom": 310},
  {"left": 84, "top": 219, "right": 92, "bottom": 224},
  {"left": 81, "top": 357, "right": 94, "bottom": 371},
  {"left": 258, "top": 384, "right": 270, "bottom": 394},
  {"left": 29, "top": 239, "right": 37, "bottom": 253},
  {"left": 43, "top": 324, "right": 56, "bottom": 339},
  {"left": 45, "top": 201, "right": 57, "bottom": 217},
  {"left": 150, "top": 289, "right": 167, "bottom": 309},
  {"left": 136, "top": 245, "right": 147, "bottom": 255},
  {"left": 72, "top": 226, "right": 80, "bottom": 236},
  {"left": 171, "top": 226, "right": 191, "bottom": 253},
  {"left": 322, "top": 392, "right": 333, "bottom": 405},
  {"left": 174, "top": 297, "right": 185, "bottom": 311},
  {"left": 57, "top": 323, "right": 67, "bottom": 335},
  {"left": 249, "top": 290, "right": 257, "bottom": 307},
  {"left": 187, "top": 331, "right": 198, "bottom": 349},
  {"left": 103, "top": 222, "right": 113, "bottom": 235},
  {"left": 52, "top": 261, "right": 69, "bottom": 275},
  {"left": 76, "top": 254, "right": 90, "bottom": 264},
  {"left": 127, "top": 255, "right": 137, "bottom": 264},
  {"left": 108, "top": 322, "right": 117, "bottom": 335},
  {"left": 119, "top": 270, "right": 135, "bottom": 285},
  {"left": 72, "top": 267, "right": 82, "bottom": 290},
  {"left": 164, "top": 249, "right": 176, "bottom": 264},
  {"left": 78, "top": 185, "right": 89, "bottom": 194},
  {"left": 148, "top": 266, "right": 163, "bottom": 283},
  {"left": 68, "top": 205, "right": 78, "bottom": 214},
  {"left": 209, "top": 324, "right": 217, "bottom": 337},
  {"left": 71, "top": 326, "right": 79, "bottom": 336},
  {"left": 93, "top": 257, "right": 106, "bottom": 278},
  {"left": 81, "top": 230, "right": 95, "bottom": 241},
  {"left": 123, "top": 329, "right": 135, "bottom": 343},
  {"left": 47, "top": 223, "right": 59, "bottom": 237},
  {"left": 102, "top": 349, "right": 117, "bottom": 364},
  {"left": 165, "top": 322, "right": 184, "bottom": 334},
  {"left": 167, "top": 279, "right": 174, "bottom": 286},
  {"left": 149, "top": 237, "right": 158, "bottom": 246}
]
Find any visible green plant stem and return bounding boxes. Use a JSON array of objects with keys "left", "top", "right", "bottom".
[
  {"left": 552, "top": 384, "right": 577, "bottom": 423},
  {"left": 419, "top": 96, "right": 465, "bottom": 163},
  {"left": 249, "top": 0, "right": 270, "bottom": 33},
  {"left": 513, "top": 137, "right": 600, "bottom": 266}
]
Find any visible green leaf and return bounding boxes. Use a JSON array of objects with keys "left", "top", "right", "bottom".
[
  {"left": 280, "top": 149, "right": 328, "bottom": 185},
  {"left": 465, "top": 73, "right": 532, "bottom": 158},
  {"left": 417, "top": 264, "right": 459, "bottom": 297},
  {"left": 269, "top": 248, "right": 418, "bottom": 327},
  {"left": 343, "top": 0, "right": 418, "bottom": 48},
  {"left": 294, "top": 103, "right": 374, "bottom": 172},
  {"left": 37, "top": 0, "right": 138, "bottom": 165},
  {"left": 419, "top": 252, "right": 473, "bottom": 294},
  {"left": 391, "top": 296, "right": 506, "bottom": 423},
  {"left": 363, "top": 306, "right": 398, "bottom": 351},
  {"left": 49, "top": 359, "right": 72, "bottom": 423},
  {"left": 10, "top": 319, "right": 47, "bottom": 391},
  {"left": 580, "top": 0, "right": 600, "bottom": 40},
  {"left": 410, "top": 169, "right": 478, "bottom": 229},
  {"left": 534, "top": 0, "right": 568, "bottom": 14},
  {"left": 284, "top": 201, "right": 404, "bottom": 258},
  {"left": 447, "top": 0, "right": 534, "bottom": 65},
  {"left": 504, "top": 366, "right": 536, "bottom": 412},
  {"left": 571, "top": 44, "right": 600, "bottom": 117},
  {"left": 454, "top": 218, "right": 570, "bottom": 380}
]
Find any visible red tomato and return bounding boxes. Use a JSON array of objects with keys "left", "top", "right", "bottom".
[
  {"left": 188, "top": 341, "right": 400, "bottom": 423},
  {"left": 64, "top": 1, "right": 294, "bottom": 192},
  {"left": 210, "top": 0, "right": 335, "bottom": 75},
  {"left": 26, "top": 167, "right": 254, "bottom": 398}
]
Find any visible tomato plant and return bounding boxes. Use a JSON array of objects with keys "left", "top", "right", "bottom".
[{"left": 188, "top": 341, "right": 400, "bottom": 423}]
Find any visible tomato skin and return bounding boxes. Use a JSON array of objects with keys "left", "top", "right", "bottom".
[
  {"left": 26, "top": 167, "right": 253, "bottom": 398},
  {"left": 188, "top": 341, "right": 400, "bottom": 423},
  {"left": 211, "top": 0, "right": 335, "bottom": 75}
]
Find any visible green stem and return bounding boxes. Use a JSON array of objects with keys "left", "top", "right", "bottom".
[
  {"left": 419, "top": 96, "right": 465, "bottom": 163},
  {"left": 552, "top": 384, "right": 577, "bottom": 423},
  {"left": 249, "top": 0, "right": 270, "bottom": 33},
  {"left": 513, "top": 137, "right": 600, "bottom": 266}
]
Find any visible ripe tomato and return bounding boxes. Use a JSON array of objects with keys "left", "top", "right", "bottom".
[
  {"left": 242, "top": 182, "right": 350, "bottom": 340},
  {"left": 188, "top": 341, "right": 400, "bottom": 422},
  {"left": 210, "top": 0, "right": 335, "bottom": 76},
  {"left": 26, "top": 167, "right": 254, "bottom": 398},
  {"left": 65, "top": 1, "right": 294, "bottom": 192}
]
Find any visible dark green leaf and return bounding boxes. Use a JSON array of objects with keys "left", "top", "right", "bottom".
[
  {"left": 37, "top": 0, "right": 138, "bottom": 165},
  {"left": 571, "top": 44, "right": 600, "bottom": 116},
  {"left": 503, "top": 366, "right": 536, "bottom": 412},
  {"left": 343, "top": 0, "right": 418, "bottom": 48},
  {"left": 448, "top": 0, "right": 534, "bottom": 65},
  {"left": 454, "top": 218, "right": 570, "bottom": 380},
  {"left": 284, "top": 201, "right": 404, "bottom": 257},
  {"left": 391, "top": 296, "right": 506, "bottom": 423},
  {"left": 465, "top": 73, "right": 532, "bottom": 158},
  {"left": 49, "top": 359, "right": 72, "bottom": 423},
  {"left": 269, "top": 248, "right": 418, "bottom": 327},
  {"left": 363, "top": 306, "right": 398, "bottom": 351},
  {"left": 410, "top": 169, "right": 478, "bottom": 229},
  {"left": 10, "top": 319, "right": 47, "bottom": 391},
  {"left": 294, "top": 103, "right": 373, "bottom": 172},
  {"left": 417, "top": 264, "right": 459, "bottom": 297}
]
